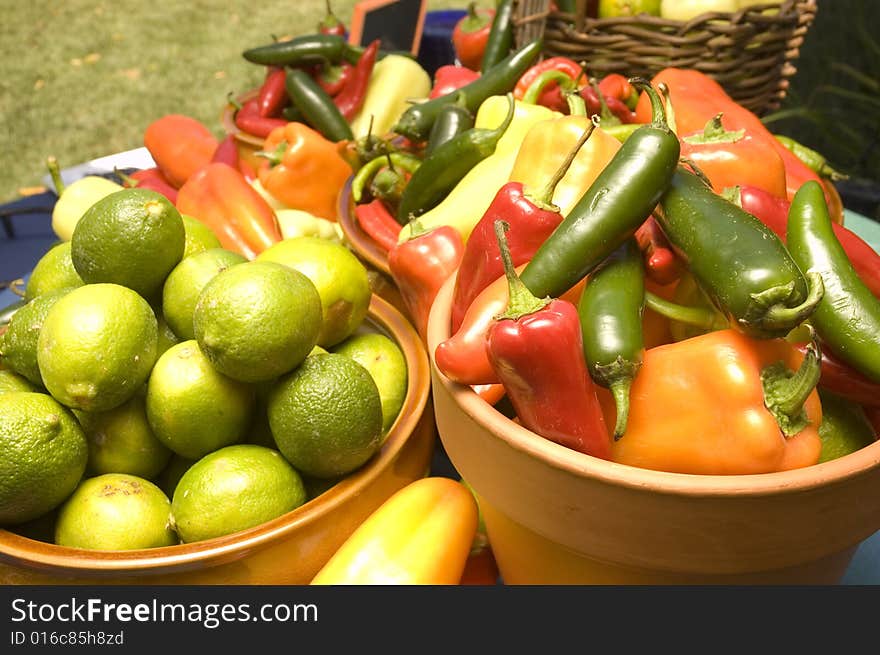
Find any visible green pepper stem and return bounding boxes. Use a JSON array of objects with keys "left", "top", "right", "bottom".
[
  {"left": 591, "top": 78, "right": 620, "bottom": 126},
  {"left": 565, "top": 90, "right": 587, "bottom": 117},
  {"left": 113, "top": 167, "right": 137, "bottom": 187},
  {"left": 761, "top": 337, "right": 822, "bottom": 437},
  {"left": 682, "top": 113, "right": 745, "bottom": 145},
  {"left": 630, "top": 77, "right": 668, "bottom": 130},
  {"left": 523, "top": 70, "right": 576, "bottom": 105},
  {"left": 46, "top": 156, "right": 65, "bottom": 195},
  {"left": 609, "top": 379, "right": 632, "bottom": 441},
  {"left": 524, "top": 115, "right": 597, "bottom": 210},
  {"left": 644, "top": 291, "right": 727, "bottom": 330},
  {"left": 756, "top": 272, "right": 825, "bottom": 333},
  {"left": 226, "top": 92, "right": 242, "bottom": 112},
  {"left": 603, "top": 122, "right": 641, "bottom": 143},
  {"left": 657, "top": 83, "right": 677, "bottom": 133},
  {"left": 254, "top": 139, "right": 289, "bottom": 167},
  {"left": 494, "top": 220, "right": 551, "bottom": 321}
]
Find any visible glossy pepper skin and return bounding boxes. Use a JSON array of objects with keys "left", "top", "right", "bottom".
[
  {"left": 513, "top": 56, "right": 583, "bottom": 113},
  {"left": 655, "top": 167, "right": 824, "bottom": 339},
  {"left": 796, "top": 341, "right": 880, "bottom": 409},
  {"left": 242, "top": 33, "right": 361, "bottom": 67},
  {"left": 609, "top": 329, "right": 823, "bottom": 475},
  {"left": 311, "top": 477, "right": 478, "bottom": 585},
  {"left": 786, "top": 181, "right": 880, "bottom": 383},
  {"left": 815, "top": 389, "right": 877, "bottom": 464},
  {"left": 355, "top": 199, "right": 401, "bottom": 253},
  {"left": 316, "top": 61, "right": 353, "bottom": 97},
  {"left": 450, "top": 119, "right": 598, "bottom": 331},
  {"left": 176, "top": 162, "right": 282, "bottom": 260},
  {"left": 116, "top": 167, "right": 178, "bottom": 205},
  {"left": 733, "top": 184, "right": 880, "bottom": 300},
  {"left": 487, "top": 220, "right": 611, "bottom": 459},
  {"left": 429, "top": 65, "right": 481, "bottom": 100},
  {"left": 452, "top": 3, "right": 495, "bottom": 71},
  {"left": 480, "top": 0, "right": 515, "bottom": 72},
  {"left": 143, "top": 114, "right": 218, "bottom": 189},
  {"left": 425, "top": 93, "right": 475, "bottom": 156},
  {"left": 256, "top": 122, "right": 352, "bottom": 221},
  {"left": 333, "top": 39, "right": 379, "bottom": 121},
  {"left": 388, "top": 225, "right": 465, "bottom": 342},
  {"left": 233, "top": 98, "right": 288, "bottom": 139},
  {"left": 285, "top": 68, "right": 354, "bottom": 143},
  {"left": 256, "top": 66, "right": 289, "bottom": 117},
  {"left": 519, "top": 78, "right": 680, "bottom": 299}
]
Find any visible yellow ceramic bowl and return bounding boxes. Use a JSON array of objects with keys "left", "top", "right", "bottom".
[
  {"left": 427, "top": 274, "right": 880, "bottom": 585},
  {"left": 0, "top": 294, "right": 435, "bottom": 585}
]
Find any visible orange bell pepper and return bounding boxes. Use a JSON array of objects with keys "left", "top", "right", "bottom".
[
  {"left": 607, "top": 329, "right": 823, "bottom": 475},
  {"left": 635, "top": 69, "right": 835, "bottom": 214},
  {"left": 143, "top": 114, "right": 219, "bottom": 188},
  {"left": 176, "top": 162, "right": 282, "bottom": 260},
  {"left": 310, "top": 477, "right": 479, "bottom": 585},
  {"left": 257, "top": 122, "right": 353, "bottom": 221}
]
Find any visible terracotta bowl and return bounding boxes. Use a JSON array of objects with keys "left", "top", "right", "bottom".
[
  {"left": 0, "top": 294, "right": 435, "bottom": 585},
  {"left": 427, "top": 274, "right": 880, "bottom": 585},
  {"left": 337, "top": 175, "right": 392, "bottom": 277},
  {"left": 219, "top": 89, "right": 269, "bottom": 173}
]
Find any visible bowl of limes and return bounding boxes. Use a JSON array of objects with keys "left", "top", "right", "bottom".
[{"left": 0, "top": 187, "right": 434, "bottom": 584}]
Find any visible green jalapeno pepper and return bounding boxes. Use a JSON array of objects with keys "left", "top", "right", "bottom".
[
  {"left": 480, "top": 0, "right": 515, "bottom": 72},
  {"left": 655, "top": 167, "right": 824, "bottom": 339},
  {"left": 425, "top": 93, "right": 475, "bottom": 157},
  {"left": 243, "top": 33, "right": 362, "bottom": 66},
  {"left": 285, "top": 68, "right": 354, "bottom": 142},
  {"left": 786, "top": 180, "right": 880, "bottom": 382},
  {"left": 577, "top": 237, "right": 645, "bottom": 440},
  {"left": 392, "top": 40, "right": 541, "bottom": 143},
  {"left": 816, "top": 388, "right": 876, "bottom": 463},
  {"left": 519, "top": 78, "right": 680, "bottom": 299},
  {"left": 396, "top": 93, "right": 515, "bottom": 224}
]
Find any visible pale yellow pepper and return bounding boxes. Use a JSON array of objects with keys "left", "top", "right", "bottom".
[
  {"left": 396, "top": 96, "right": 559, "bottom": 244},
  {"left": 350, "top": 55, "right": 431, "bottom": 140}
]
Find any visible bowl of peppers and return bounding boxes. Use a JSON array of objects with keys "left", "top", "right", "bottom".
[{"left": 423, "top": 75, "right": 880, "bottom": 585}]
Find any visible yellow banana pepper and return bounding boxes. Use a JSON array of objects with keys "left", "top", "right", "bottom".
[
  {"left": 310, "top": 477, "right": 478, "bottom": 585},
  {"left": 350, "top": 55, "right": 432, "bottom": 140},
  {"left": 509, "top": 115, "right": 623, "bottom": 217},
  {"left": 396, "top": 96, "right": 559, "bottom": 244}
]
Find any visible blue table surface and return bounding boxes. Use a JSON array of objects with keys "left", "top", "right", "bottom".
[{"left": 2, "top": 186, "right": 880, "bottom": 585}]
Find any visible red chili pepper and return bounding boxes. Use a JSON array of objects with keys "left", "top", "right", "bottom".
[
  {"left": 234, "top": 98, "right": 288, "bottom": 139},
  {"left": 115, "top": 167, "right": 178, "bottom": 204},
  {"left": 355, "top": 198, "right": 402, "bottom": 253},
  {"left": 634, "top": 217, "right": 681, "bottom": 286},
  {"left": 486, "top": 220, "right": 611, "bottom": 459},
  {"left": 257, "top": 66, "right": 289, "bottom": 118},
  {"left": 452, "top": 2, "right": 495, "bottom": 71},
  {"left": 580, "top": 83, "right": 637, "bottom": 124},
  {"left": 334, "top": 39, "right": 379, "bottom": 121},
  {"left": 598, "top": 73, "right": 639, "bottom": 110},
  {"left": 734, "top": 185, "right": 880, "bottom": 299},
  {"left": 388, "top": 224, "right": 464, "bottom": 343},
  {"left": 514, "top": 57, "right": 583, "bottom": 100},
  {"left": 318, "top": 0, "right": 347, "bottom": 36},
  {"left": 794, "top": 342, "right": 880, "bottom": 409},
  {"left": 429, "top": 65, "right": 481, "bottom": 100},
  {"left": 211, "top": 134, "right": 240, "bottom": 168},
  {"left": 449, "top": 125, "right": 593, "bottom": 332},
  {"left": 317, "top": 61, "right": 354, "bottom": 97}
]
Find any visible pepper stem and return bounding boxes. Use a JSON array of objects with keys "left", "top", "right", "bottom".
[
  {"left": 657, "top": 83, "right": 677, "bottom": 133},
  {"left": 590, "top": 78, "right": 620, "bottom": 126},
  {"left": 629, "top": 77, "right": 668, "bottom": 130},
  {"left": 113, "top": 167, "right": 138, "bottom": 187},
  {"left": 751, "top": 271, "right": 825, "bottom": 335},
  {"left": 565, "top": 89, "right": 587, "bottom": 116},
  {"left": 682, "top": 113, "right": 745, "bottom": 145},
  {"left": 609, "top": 379, "right": 632, "bottom": 441},
  {"left": 523, "top": 70, "right": 576, "bottom": 105},
  {"left": 253, "top": 139, "right": 288, "bottom": 167},
  {"left": 524, "top": 115, "right": 597, "bottom": 210},
  {"left": 46, "top": 156, "right": 65, "bottom": 195},
  {"left": 761, "top": 335, "right": 822, "bottom": 438},
  {"left": 644, "top": 291, "right": 727, "bottom": 330},
  {"left": 493, "top": 220, "right": 551, "bottom": 321}
]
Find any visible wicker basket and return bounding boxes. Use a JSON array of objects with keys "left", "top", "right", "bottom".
[{"left": 512, "top": 0, "right": 817, "bottom": 115}]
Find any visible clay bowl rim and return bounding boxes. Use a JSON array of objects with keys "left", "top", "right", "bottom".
[
  {"left": 336, "top": 176, "right": 393, "bottom": 277},
  {"left": 427, "top": 273, "right": 880, "bottom": 499},
  {"left": 0, "top": 293, "right": 430, "bottom": 574}
]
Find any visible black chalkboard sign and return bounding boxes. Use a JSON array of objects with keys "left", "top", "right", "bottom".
[{"left": 349, "top": 0, "right": 427, "bottom": 55}]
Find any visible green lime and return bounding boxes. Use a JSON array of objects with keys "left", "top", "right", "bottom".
[
  {"left": 74, "top": 394, "right": 172, "bottom": 479},
  {"left": 0, "top": 287, "right": 74, "bottom": 386},
  {"left": 55, "top": 473, "right": 177, "bottom": 550},
  {"left": 256, "top": 237, "right": 372, "bottom": 347},
  {"left": 818, "top": 389, "right": 877, "bottom": 463},
  {"left": 162, "top": 248, "right": 247, "bottom": 341},
  {"left": 181, "top": 214, "right": 222, "bottom": 259},
  {"left": 194, "top": 260, "right": 323, "bottom": 382},
  {"left": 71, "top": 188, "right": 185, "bottom": 298},
  {"left": 24, "top": 242, "right": 84, "bottom": 302},
  {"left": 268, "top": 353, "right": 383, "bottom": 478},
  {"left": 146, "top": 340, "right": 254, "bottom": 459},
  {"left": 332, "top": 332, "right": 407, "bottom": 434},
  {"left": 0, "top": 392, "right": 88, "bottom": 525},
  {"left": 0, "top": 369, "right": 38, "bottom": 394},
  {"left": 171, "top": 444, "right": 306, "bottom": 543},
  {"left": 156, "top": 454, "right": 197, "bottom": 499},
  {"left": 37, "top": 284, "right": 158, "bottom": 412}
]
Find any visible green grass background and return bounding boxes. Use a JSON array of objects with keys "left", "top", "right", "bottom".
[{"left": 0, "top": 0, "right": 459, "bottom": 204}]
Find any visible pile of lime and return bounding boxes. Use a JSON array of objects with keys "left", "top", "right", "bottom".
[{"left": 0, "top": 187, "right": 408, "bottom": 550}]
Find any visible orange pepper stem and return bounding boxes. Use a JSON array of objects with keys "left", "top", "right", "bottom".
[
  {"left": 749, "top": 271, "right": 824, "bottom": 334},
  {"left": 522, "top": 116, "right": 596, "bottom": 210},
  {"left": 761, "top": 338, "right": 822, "bottom": 437},
  {"left": 682, "top": 113, "right": 745, "bottom": 145},
  {"left": 644, "top": 290, "right": 727, "bottom": 330},
  {"left": 46, "top": 156, "right": 65, "bottom": 195},
  {"left": 494, "top": 220, "right": 550, "bottom": 320}
]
